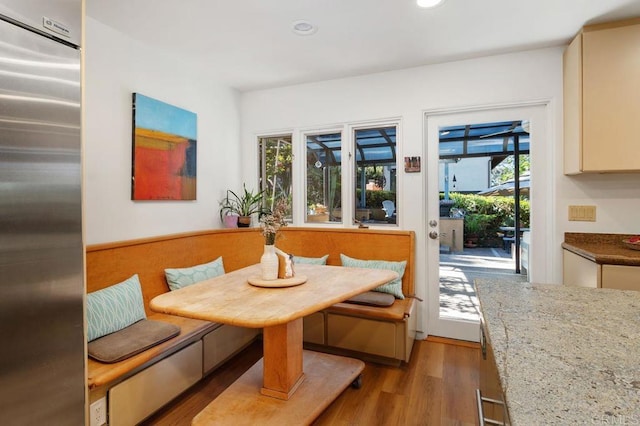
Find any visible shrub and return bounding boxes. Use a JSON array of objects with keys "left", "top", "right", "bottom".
[
  {"left": 448, "top": 193, "right": 530, "bottom": 247},
  {"left": 355, "top": 189, "right": 396, "bottom": 208}
]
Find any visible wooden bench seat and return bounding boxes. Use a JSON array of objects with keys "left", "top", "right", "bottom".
[
  {"left": 87, "top": 313, "right": 219, "bottom": 390},
  {"left": 305, "top": 296, "right": 417, "bottom": 365},
  {"left": 85, "top": 227, "right": 417, "bottom": 423},
  {"left": 86, "top": 230, "right": 265, "bottom": 425},
  {"left": 328, "top": 297, "right": 415, "bottom": 321},
  {"left": 276, "top": 227, "right": 417, "bottom": 365}
]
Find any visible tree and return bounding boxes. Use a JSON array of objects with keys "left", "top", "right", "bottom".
[
  {"left": 490, "top": 154, "right": 530, "bottom": 186},
  {"left": 262, "top": 138, "right": 293, "bottom": 214}
]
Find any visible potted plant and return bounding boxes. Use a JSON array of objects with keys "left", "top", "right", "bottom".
[
  {"left": 463, "top": 213, "right": 492, "bottom": 248},
  {"left": 219, "top": 184, "right": 266, "bottom": 227}
]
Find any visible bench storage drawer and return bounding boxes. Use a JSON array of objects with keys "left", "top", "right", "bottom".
[
  {"left": 327, "top": 314, "right": 399, "bottom": 358},
  {"left": 108, "top": 341, "right": 202, "bottom": 426},
  {"left": 203, "top": 325, "right": 259, "bottom": 374}
]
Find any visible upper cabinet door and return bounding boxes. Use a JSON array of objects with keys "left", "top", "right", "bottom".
[
  {"left": 563, "top": 33, "right": 583, "bottom": 175},
  {"left": 563, "top": 18, "right": 640, "bottom": 174}
]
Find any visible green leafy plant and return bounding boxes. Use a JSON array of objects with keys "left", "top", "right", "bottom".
[
  {"left": 464, "top": 214, "right": 493, "bottom": 235},
  {"left": 219, "top": 184, "right": 267, "bottom": 221},
  {"left": 450, "top": 193, "right": 529, "bottom": 247}
]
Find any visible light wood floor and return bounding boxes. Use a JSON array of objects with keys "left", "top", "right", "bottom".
[{"left": 142, "top": 338, "right": 480, "bottom": 426}]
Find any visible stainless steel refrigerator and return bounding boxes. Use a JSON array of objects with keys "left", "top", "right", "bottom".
[{"left": 0, "top": 1, "right": 84, "bottom": 424}]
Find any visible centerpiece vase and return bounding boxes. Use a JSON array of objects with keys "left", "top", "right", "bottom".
[{"left": 260, "top": 244, "right": 279, "bottom": 280}]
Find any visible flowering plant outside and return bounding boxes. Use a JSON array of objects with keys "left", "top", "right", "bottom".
[{"left": 260, "top": 197, "right": 288, "bottom": 245}]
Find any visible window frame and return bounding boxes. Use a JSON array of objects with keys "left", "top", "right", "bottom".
[
  {"left": 348, "top": 119, "right": 402, "bottom": 227},
  {"left": 258, "top": 133, "right": 294, "bottom": 220},
  {"left": 257, "top": 118, "right": 403, "bottom": 228},
  {"left": 302, "top": 128, "right": 344, "bottom": 225}
]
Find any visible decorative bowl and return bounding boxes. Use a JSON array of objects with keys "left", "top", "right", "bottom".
[{"left": 622, "top": 238, "right": 640, "bottom": 251}]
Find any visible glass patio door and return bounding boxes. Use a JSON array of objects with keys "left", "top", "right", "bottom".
[{"left": 425, "top": 104, "right": 549, "bottom": 342}]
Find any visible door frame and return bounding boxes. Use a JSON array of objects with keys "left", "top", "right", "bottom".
[{"left": 423, "top": 100, "right": 553, "bottom": 341}]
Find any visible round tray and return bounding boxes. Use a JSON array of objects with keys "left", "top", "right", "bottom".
[
  {"left": 622, "top": 239, "right": 640, "bottom": 251},
  {"left": 248, "top": 274, "right": 307, "bottom": 288}
]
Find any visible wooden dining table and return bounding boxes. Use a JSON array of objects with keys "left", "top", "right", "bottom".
[{"left": 150, "top": 263, "right": 398, "bottom": 425}]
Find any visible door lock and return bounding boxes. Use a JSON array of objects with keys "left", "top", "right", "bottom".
[
  {"left": 429, "top": 231, "right": 439, "bottom": 240},
  {"left": 429, "top": 220, "right": 438, "bottom": 228}
]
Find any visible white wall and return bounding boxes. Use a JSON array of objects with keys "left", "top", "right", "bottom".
[
  {"left": 83, "top": 19, "right": 640, "bottom": 330},
  {"left": 556, "top": 174, "right": 640, "bottom": 234},
  {"left": 84, "top": 18, "right": 242, "bottom": 244},
  {"left": 240, "top": 45, "right": 640, "bottom": 336},
  {"left": 439, "top": 157, "right": 491, "bottom": 193}
]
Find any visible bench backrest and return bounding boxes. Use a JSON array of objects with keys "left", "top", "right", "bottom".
[
  {"left": 86, "top": 227, "right": 415, "bottom": 314},
  {"left": 277, "top": 227, "right": 415, "bottom": 297}
]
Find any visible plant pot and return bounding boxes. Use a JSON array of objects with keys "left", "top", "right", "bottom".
[
  {"left": 223, "top": 215, "right": 238, "bottom": 228},
  {"left": 464, "top": 235, "right": 479, "bottom": 248},
  {"left": 237, "top": 216, "right": 251, "bottom": 227}
]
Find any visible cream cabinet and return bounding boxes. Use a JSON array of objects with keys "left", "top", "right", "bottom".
[
  {"left": 563, "top": 250, "right": 600, "bottom": 288},
  {"left": 563, "top": 249, "right": 640, "bottom": 290},
  {"left": 563, "top": 18, "right": 640, "bottom": 174},
  {"left": 601, "top": 264, "right": 640, "bottom": 290},
  {"left": 478, "top": 321, "right": 510, "bottom": 425}
]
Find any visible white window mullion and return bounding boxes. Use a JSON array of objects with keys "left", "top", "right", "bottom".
[{"left": 342, "top": 124, "right": 354, "bottom": 227}]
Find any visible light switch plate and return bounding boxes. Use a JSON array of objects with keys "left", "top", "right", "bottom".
[{"left": 568, "top": 205, "right": 596, "bottom": 222}]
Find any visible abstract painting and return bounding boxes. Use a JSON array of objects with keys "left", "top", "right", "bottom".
[{"left": 132, "top": 93, "right": 197, "bottom": 200}]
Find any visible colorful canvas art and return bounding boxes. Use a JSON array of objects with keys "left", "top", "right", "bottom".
[{"left": 132, "top": 93, "right": 197, "bottom": 200}]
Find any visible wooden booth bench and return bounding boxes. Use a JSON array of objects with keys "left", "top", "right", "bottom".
[
  {"left": 86, "top": 227, "right": 417, "bottom": 425},
  {"left": 276, "top": 228, "right": 417, "bottom": 366}
]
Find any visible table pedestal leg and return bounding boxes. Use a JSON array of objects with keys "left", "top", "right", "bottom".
[{"left": 261, "top": 318, "right": 305, "bottom": 400}]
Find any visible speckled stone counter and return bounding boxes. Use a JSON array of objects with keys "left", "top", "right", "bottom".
[
  {"left": 476, "top": 278, "right": 640, "bottom": 425},
  {"left": 563, "top": 232, "right": 640, "bottom": 266}
]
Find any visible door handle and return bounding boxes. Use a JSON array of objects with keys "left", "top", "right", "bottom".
[{"left": 429, "top": 231, "right": 439, "bottom": 240}]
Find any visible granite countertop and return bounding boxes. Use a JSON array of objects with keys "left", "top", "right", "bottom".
[
  {"left": 562, "top": 232, "right": 640, "bottom": 266},
  {"left": 476, "top": 278, "right": 640, "bottom": 425}
]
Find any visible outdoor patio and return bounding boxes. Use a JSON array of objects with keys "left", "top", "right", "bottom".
[{"left": 439, "top": 247, "right": 527, "bottom": 322}]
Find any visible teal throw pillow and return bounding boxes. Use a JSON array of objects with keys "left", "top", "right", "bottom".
[
  {"left": 164, "top": 257, "right": 225, "bottom": 291},
  {"left": 292, "top": 254, "right": 329, "bottom": 265},
  {"left": 86, "top": 274, "right": 146, "bottom": 342},
  {"left": 340, "top": 254, "right": 406, "bottom": 299}
]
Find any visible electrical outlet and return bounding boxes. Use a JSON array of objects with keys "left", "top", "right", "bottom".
[{"left": 90, "top": 397, "right": 107, "bottom": 426}]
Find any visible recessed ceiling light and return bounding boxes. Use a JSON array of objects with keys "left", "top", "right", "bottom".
[
  {"left": 417, "top": 0, "right": 445, "bottom": 8},
  {"left": 292, "top": 20, "right": 318, "bottom": 36}
]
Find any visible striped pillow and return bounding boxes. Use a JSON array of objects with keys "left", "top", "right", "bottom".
[
  {"left": 164, "top": 257, "right": 225, "bottom": 291},
  {"left": 340, "top": 254, "right": 406, "bottom": 299},
  {"left": 86, "top": 274, "right": 146, "bottom": 342},
  {"left": 292, "top": 254, "right": 329, "bottom": 265}
]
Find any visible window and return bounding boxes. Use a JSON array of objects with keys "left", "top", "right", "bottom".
[
  {"left": 261, "top": 122, "right": 399, "bottom": 227},
  {"left": 258, "top": 135, "right": 292, "bottom": 219},
  {"left": 353, "top": 125, "right": 398, "bottom": 224},
  {"left": 305, "top": 132, "right": 342, "bottom": 223}
]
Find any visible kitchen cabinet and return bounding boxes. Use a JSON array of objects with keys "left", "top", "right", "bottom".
[
  {"left": 563, "top": 18, "right": 640, "bottom": 174},
  {"left": 563, "top": 250, "right": 600, "bottom": 288},
  {"left": 563, "top": 249, "right": 640, "bottom": 290},
  {"left": 476, "top": 279, "right": 640, "bottom": 423},
  {"left": 478, "top": 320, "right": 510, "bottom": 425},
  {"left": 601, "top": 264, "right": 640, "bottom": 290}
]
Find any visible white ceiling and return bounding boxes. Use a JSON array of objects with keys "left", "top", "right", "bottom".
[{"left": 87, "top": 0, "right": 640, "bottom": 92}]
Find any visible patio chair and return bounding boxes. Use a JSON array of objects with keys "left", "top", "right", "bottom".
[{"left": 382, "top": 200, "right": 395, "bottom": 218}]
